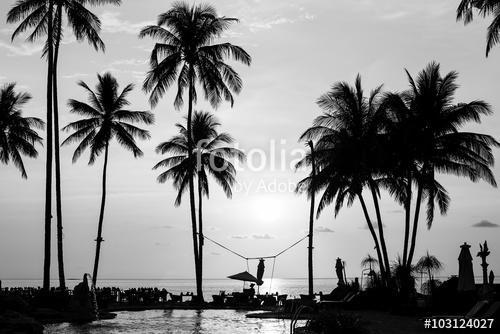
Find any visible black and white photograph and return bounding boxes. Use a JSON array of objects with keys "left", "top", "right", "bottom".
[{"left": 1, "top": 0, "right": 500, "bottom": 333}]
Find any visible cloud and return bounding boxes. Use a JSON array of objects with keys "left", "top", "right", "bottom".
[
  {"left": 61, "top": 73, "right": 90, "bottom": 80},
  {"left": 101, "top": 12, "right": 154, "bottom": 35},
  {"left": 150, "top": 225, "right": 174, "bottom": 230},
  {"left": 472, "top": 220, "right": 499, "bottom": 228},
  {"left": 246, "top": 12, "right": 315, "bottom": 32},
  {"left": 361, "top": 223, "right": 386, "bottom": 230},
  {"left": 252, "top": 233, "right": 274, "bottom": 240},
  {"left": 379, "top": 11, "right": 409, "bottom": 20},
  {"left": 109, "top": 58, "right": 147, "bottom": 67},
  {"left": 315, "top": 226, "right": 334, "bottom": 233},
  {"left": 0, "top": 40, "right": 43, "bottom": 57},
  {"left": 154, "top": 242, "right": 169, "bottom": 247},
  {"left": 0, "top": 28, "right": 14, "bottom": 36},
  {"left": 211, "top": 252, "right": 221, "bottom": 256},
  {"left": 231, "top": 235, "right": 248, "bottom": 239}
]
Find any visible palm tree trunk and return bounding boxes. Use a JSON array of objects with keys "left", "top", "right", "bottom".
[
  {"left": 197, "top": 172, "right": 204, "bottom": 296},
  {"left": 43, "top": 0, "right": 55, "bottom": 291},
  {"left": 407, "top": 184, "right": 423, "bottom": 267},
  {"left": 53, "top": 4, "right": 65, "bottom": 290},
  {"left": 92, "top": 142, "right": 109, "bottom": 287},
  {"left": 358, "top": 193, "right": 386, "bottom": 281},
  {"left": 369, "top": 184, "right": 391, "bottom": 282},
  {"left": 187, "top": 67, "right": 201, "bottom": 301},
  {"left": 403, "top": 174, "right": 412, "bottom": 267},
  {"left": 307, "top": 141, "right": 316, "bottom": 296}
]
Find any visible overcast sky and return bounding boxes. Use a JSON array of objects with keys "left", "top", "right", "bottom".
[{"left": 1, "top": 0, "right": 499, "bottom": 283}]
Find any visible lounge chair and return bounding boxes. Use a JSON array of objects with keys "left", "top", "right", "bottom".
[
  {"left": 482, "top": 301, "right": 500, "bottom": 319},
  {"left": 431, "top": 300, "right": 489, "bottom": 319}
]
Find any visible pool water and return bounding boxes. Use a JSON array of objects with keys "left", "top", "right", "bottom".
[{"left": 44, "top": 309, "right": 303, "bottom": 334}]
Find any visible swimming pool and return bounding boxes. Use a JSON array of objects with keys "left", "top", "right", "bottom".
[{"left": 44, "top": 309, "right": 303, "bottom": 333}]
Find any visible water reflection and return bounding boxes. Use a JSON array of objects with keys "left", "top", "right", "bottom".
[{"left": 45, "top": 309, "right": 296, "bottom": 334}]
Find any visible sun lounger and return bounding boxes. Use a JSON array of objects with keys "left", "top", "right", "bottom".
[
  {"left": 431, "top": 300, "right": 489, "bottom": 319},
  {"left": 481, "top": 301, "right": 500, "bottom": 318}
]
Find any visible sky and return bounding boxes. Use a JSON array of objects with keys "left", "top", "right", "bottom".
[{"left": 1, "top": 0, "right": 500, "bottom": 284}]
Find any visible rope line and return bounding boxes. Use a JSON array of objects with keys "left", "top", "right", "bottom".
[
  {"left": 269, "top": 257, "right": 276, "bottom": 292},
  {"left": 200, "top": 233, "right": 309, "bottom": 261}
]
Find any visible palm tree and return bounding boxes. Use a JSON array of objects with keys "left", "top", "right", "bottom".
[
  {"left": 361, "top": 254, "right": 378, "bottom": 272},
  {"left": 139, "top": 2, "right": 251, "bottom": 300},
  {"left": 7, "top": 0, "right": 55, "bottom": 290},
  {"left": 299, "top": 75, "right": 392, "bottom": 285},
  {"left": 62, "top": 73, "right": 154, "bottom": 286},
  {"left": 0, "top": 83, "right": 44, "bottom": 178},
  {"left": 415, "top": 251, "right": 443, "bottom": 293},
  {"left": 383, "top": 62, "right": 499, "bottom": 267},
  {"left": 457, "top": 0, "right": 500, "bottom": 56},
  {"left": 7, "top": 0, "right": 120, "bottom": 290},
  {"left": 154, "top": 111, "right": 243, "bottom": 299},
  {"left": 295, "top": 141, "right": 318, "bottom": 296}
]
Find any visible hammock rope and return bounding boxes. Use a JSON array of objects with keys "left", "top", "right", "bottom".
[
  {"left": 200, "top": 233, "right": 309, "bottom": 261},
  {"left": 200, "top": 233, "right": 309, "bottom": 292}
]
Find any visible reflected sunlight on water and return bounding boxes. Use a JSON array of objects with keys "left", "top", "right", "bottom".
[{"left": 45, "top": 309, "right": 303, "bottom": 334}]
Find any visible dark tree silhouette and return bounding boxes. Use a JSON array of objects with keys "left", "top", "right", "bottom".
[
  {"left": 457, "top": 0, "right": 500, "bottom": 56},
  {"left": 299, "top": 75, "right": 392, "bottom": 285},
  {"left": 383, "top": 62, "right": 499, "bottom": 267},
  {"left": 154, "top": 111, "right": 244, "bottom": 290},
  {"left": 7, "top": 0, "right": 55, "bottom": 290},
  {"left": 139, "top": 1, "right": 251, "bottom": 300},
  {"left": 0, "top": 83, "right": 44, "bottom": 178},
  {"left": 295, "top": 141, "right": 318, "bottom": 296},
  {"left": 7, "top": 0, "right": 120, "bottom": 289},
  {"left": 62, "top": 73, "right": 154, "bottom": 286},
  {"left": 50, "top": 0, "right": 121, "bottom": 290},
  {"left": 415, "top": 251, "right": 443, "bottom": 293}
]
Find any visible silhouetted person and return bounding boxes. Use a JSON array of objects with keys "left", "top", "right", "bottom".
[
  {"left": 353, "top": 277, "right": 360, "bottom": 291},
  {"left": 335, "top": 258, "right": 345, "bottom": 286}
]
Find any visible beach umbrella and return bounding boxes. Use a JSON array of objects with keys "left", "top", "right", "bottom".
[
  {"left": 458, "top": 242, "right": 475, "bottom": 291},
  {"left": 256, "top": 259, "right": 265, "bottom": 286},
  {"left": 227, "top": 271, "right": 259, "bottom": 283}
]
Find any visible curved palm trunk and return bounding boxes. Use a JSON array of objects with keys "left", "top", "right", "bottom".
[
  {"left": 407, "top": 184, "right": 423, "bottom": 267},
  {"left": 358, "top": 193, "right": 386, "bottom": 282},
  {"left": 43, "top": 0, "right": 55, "bottom": 291},
  {"left": 92, "top": 142, "right": 109, "bottom": 287},
  {"left": 308, "top": 141, "right": 316, "bottom": 296},
  {"left": 187, "top": 68, "right": 201, "bottom": 301},
  {"left": 369, "top": 185, "right": 391, "bottom": 282},
  {"left": 403, "top": 174, "right": 412, "bottom": 267},
  {"left": 53, "top": 4, "right": 65, "bottom": 290},
  {"left": 197, "top": 172, "right": 204, "bottom": 294}
]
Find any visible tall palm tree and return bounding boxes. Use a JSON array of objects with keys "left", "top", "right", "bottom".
[
  {"left": 0, "top": 83, "right": 44, "bottom": 178},
  {"left": 154, "top": 111, "right": 243, "bottom": 298},
  {"left": 62, "top": 73, "right": 154, "bottom": 286},
  {"left": 383, "top": 62, "right": 499, "bottom": 267},
  {"left": 7, "top": 0, "right": 55, "bottom": 291},
  {"left": 7, "top": 0, "right": 121, "bottom": 289},
  {"left": 457, "top": 0, "right": 500, "bottom": 56},
  {"left": 299, "top": 75, "right": 392, "bottom": 285},
  {"left": 52, "top": 0, "right": 120, "bottom": 290},
  {"left": 415, "top": 251, "right": 443, "bottom": 293},
  {"left": 8, "top": 0, "right": 121, "bottom": 290},
  {"left": 139, "top": 2, "right": 251, "bottom": 300},
  {"left": 295, "top": 140, "right": 318, "bottom": 296}
]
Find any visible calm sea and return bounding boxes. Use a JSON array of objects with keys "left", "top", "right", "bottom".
[{"left": 1, "top": 278, "right": 339, "bottom": 300}]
